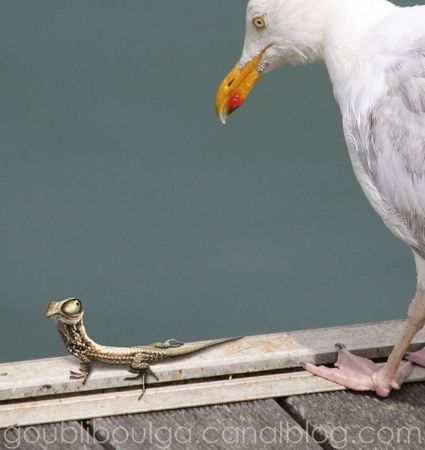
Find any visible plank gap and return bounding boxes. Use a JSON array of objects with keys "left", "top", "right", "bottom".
[
  {"left": 276, "top": 397, "right": 334, "bottom": 450},
  {"left": 80, "top": 419, "right": 111, "bottom": 450}
]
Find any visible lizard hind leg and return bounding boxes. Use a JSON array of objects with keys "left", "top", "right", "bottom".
[
  {"left": 125, "top": 359, "right": 159, "bottom": 400},
  {"left": 150, "top": 338, "right": 184, "bottom": 349},
  {"left": 69, "top": 362, "right": 92, "bottom": 385}
]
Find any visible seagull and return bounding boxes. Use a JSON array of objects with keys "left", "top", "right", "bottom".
[{"left": 216, "top": 0, "right": 425, "bottom": 397}]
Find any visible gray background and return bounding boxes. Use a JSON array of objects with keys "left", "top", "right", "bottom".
[{"left": 0, "top": 0, "right": 418, "bottom": 362}]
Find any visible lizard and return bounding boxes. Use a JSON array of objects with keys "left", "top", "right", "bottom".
[{"left": 45, "top": 297, "right": 241, "bottom": 399}]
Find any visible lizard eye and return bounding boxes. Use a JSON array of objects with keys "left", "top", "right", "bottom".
[
  {"left": 62, "top": 299, "right": 82, "bottom": 315},
  {"left": 252, "top": 16, "right": 266, "bottom": 29}
]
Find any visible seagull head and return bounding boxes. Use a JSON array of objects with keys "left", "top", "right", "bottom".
[{"left": 216, "top": 0, "right": 326, "bottom": 123}]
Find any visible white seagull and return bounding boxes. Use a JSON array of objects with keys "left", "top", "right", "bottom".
[{"left": 216, "top": 0, "right": 425, "bottom": 397}]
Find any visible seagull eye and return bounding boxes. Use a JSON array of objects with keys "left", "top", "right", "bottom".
[
  {"left": 252, "top": 16, "right": 266, "bottom": 29},
  {"left": 62, "top": 299, "right": 82, "bottom": 315}
]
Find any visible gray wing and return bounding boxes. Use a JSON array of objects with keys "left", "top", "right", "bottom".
[{"left": 349, "top": 48, "right": 425, "bottom": 257}]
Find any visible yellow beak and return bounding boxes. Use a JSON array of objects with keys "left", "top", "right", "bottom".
[{"left": 215, "top": 51, "right": 264, "bottom": 124}]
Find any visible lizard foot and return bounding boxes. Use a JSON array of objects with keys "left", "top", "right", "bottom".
[
  {"left": 69, "top": 362, "right": 91, "bottom": 385},
  {"left": 150, "top": 338, "right": 184, "bottom": 349},
  {"left": 125, "top": 364, "right": 159, "bottom": 400}
]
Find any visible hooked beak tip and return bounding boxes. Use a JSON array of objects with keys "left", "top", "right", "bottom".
[{"left": 215, "top": 103, "right": 228, "bottom": 125}]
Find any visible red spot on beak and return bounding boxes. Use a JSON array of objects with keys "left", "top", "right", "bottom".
[{"left": 227, "top": 92, "right": 245, "bottom": 114}]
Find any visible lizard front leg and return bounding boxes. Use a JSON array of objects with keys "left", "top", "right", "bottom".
[
  {"left": 125, "top": 355, "right": 159, "bottom": 400},
  {"left": 69, "top": 361, "right": 92, "bottom": 385}
]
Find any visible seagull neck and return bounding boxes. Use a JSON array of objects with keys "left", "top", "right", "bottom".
[
  {"left": 415, "top": 253, "right": 425, "bottom": 291},
  {"left": 321, "top": 0, "right": 396, "bottom": 109}
]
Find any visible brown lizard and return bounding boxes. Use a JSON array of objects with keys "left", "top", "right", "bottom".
[{"left": 46, "top": 298, "right": 240, "bottom": 399}]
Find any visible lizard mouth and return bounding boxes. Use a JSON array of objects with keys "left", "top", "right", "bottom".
[{"left": 45, "top": 301, "right": 62, "bottom": 318}]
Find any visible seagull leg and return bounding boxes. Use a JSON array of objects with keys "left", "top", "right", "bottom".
[
  {"left": 407, "top": 347, "right": 425, "bottom": 366},
  {"left": 305, "top": 288, "right": 425, "bottom": 397},
  {"left": 405, "top": 288, "right": 425, "bottom": 366}
]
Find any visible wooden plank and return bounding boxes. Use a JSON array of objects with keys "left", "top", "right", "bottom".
[
  {"left": 2, "top": 364, "right": 425, "bottom": 428},
  {"left": 89, "top": 399, "right": 322, "bottom": 450},
  {"left": 280, "top": 382, "right": 425, "bottom": 450},
  {"left": 0, "top": 421, "right": 102, "bottom": 450},
  {"left": 1, "top": 319, "right": 425, "bottom": 402}
]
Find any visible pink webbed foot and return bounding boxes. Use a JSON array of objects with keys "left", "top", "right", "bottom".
[
  {"left": 304, "top": 343, "right": 413, "bottom": 397},
  {"left": 407, "top": 346, "right": 425, "bottom": 366}
]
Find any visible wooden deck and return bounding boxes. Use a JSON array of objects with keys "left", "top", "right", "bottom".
[
  {"left": 2, "top": 385, "right": 425, "bottom": 448},
  {"left": 2, "top": 320, "right": 425, "bottom": 448}
]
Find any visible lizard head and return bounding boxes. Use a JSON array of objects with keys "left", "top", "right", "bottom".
[{"left": 45, "top": 297, "right": 84, "bottom": 324}]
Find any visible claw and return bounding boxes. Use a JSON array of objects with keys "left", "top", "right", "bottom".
[
  {"left": 138, "top": 376, "right": 147, "bottom": 400},
  {"left": 69, "top": 371, "right": 85, "bottom": 379},
  {"left": 124, "top": 373, "right": 141, "bottom": 381},
  {"left": 148, "top": 367, "right": 159, "bottom": 381},
  {"left": 69, "top": 363, "right": 91, "bottom": 384}
]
